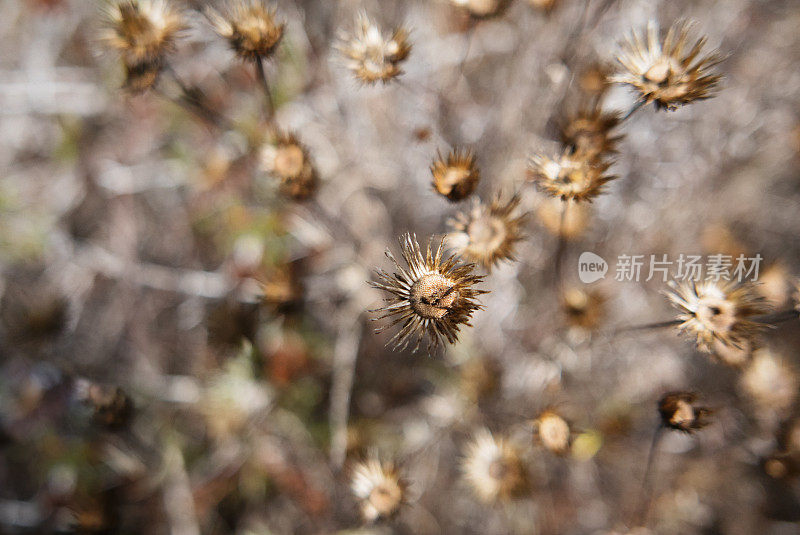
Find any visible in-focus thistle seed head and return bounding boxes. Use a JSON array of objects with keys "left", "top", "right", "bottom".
[
  {"left": 370, "top": 233, "right": 486, "bottom": 352},
  {"left": 431, "top": 148, "right": 480, "bottom": 202},
  {"left": 206, "top": 0, "right": 284, "bottom": 61},
  {"left": 350, "top": 456, "right": 409, "bottom": 522},
  {"left": 461, "top": 429, "right": 526, "bottom": 502},
  {"left": 658, "top": 392, "right": 712, "bottom": 433},
  {"left": 447, "top": 192, "right": 527, "bottom": 271},
  {"left": 528, "top": 151, "right": 615, "bottom": 202},
  {"left": 338, "top": 13, "right": 411, "bottom": 85},
  {"left": 259, "top": 131, "right": 318, "bottom": 201},
  {"left": 534, "top": 410, "right": 571, "bottom": 455},
  {"left": 102, "top": 0, "right": 186, "bottom": 90},
  {"left": 612, "top": 20, "right": 722, "bottom": 111},
  {"left": 559, "top": 102, "right": 622, "bottom": 161},
  {"left": 665, "top": 280, "right": 769, "bottom": 354}
]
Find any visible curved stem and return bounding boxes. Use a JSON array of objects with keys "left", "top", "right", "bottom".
[
  {"left": 620, "top": 99, "right": 646, "bottom": 122},
  {"left": 255, "top": 57, "right": 276, "bottom": 121}
]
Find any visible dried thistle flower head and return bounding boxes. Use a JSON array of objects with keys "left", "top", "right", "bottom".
[
  {"left": 431, "top": 148, "right": 480, "bottom": 202},
  {"left": 350, "top": 456, "right": 409, "bottom": 522},
  {"left": 338, "top": 13, "right": 411, "bottom": 84},
  {"left": 534, "top": 410, "right": 571, "bottom": 455},
  {"left": 537, "top": 197, "right": 589, "bottom": 240},
  {"left": 370, "top": 233, "right": 486, "bottom": 352},
  {"left": 559, "top": 102, "right": 622, "bottom": 161},
  {"left": 740, "top": 348, "right": 798, "bottom": 414},
  {"left": 561, "top": 287, "right": 604, "bottom": 330},
  {"left": 206, "top": 0, "right": 284, "bottom": 61},
  {"left": 528, "top": 152, "right": 615, "bottom": 202},
  {"left": 665, "top": 280, "right": 769, "bottom": 353},
  {"left": 102, "top": 0, "right": 185, "bottom": 90},
  {"left": 612, "top": 20, "right": 722, "bottom": 111},
  {"left": 75, "top": 381, "right": 134, "bottom": 430},
  {"left": 658, "top": 392, "right": 712, "bottom": 433},
  {"left": 447, "top": 192, "right": 527, "bottom": 270},
  {"left": 450, "top": 0, "right": 506, "bottom": 18},
  {"left": 526, "top": 0, "right": 558, "bottom": 13},
  {"left": 461, "top": 429, "right": 526, "bottom": 502},
  {"left": 259, "top": 132, "right": 318, "bottom": 201}
]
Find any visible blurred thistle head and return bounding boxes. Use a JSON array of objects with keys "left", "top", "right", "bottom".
[
  {"left": 206, "top": 0, "right": 284, "bottom": 61},
  {"left": 450, "top": 0, "right": 507, "bottom": 19},
  {"left": 338, "top": 13, "right": 411, "bottom": 85},
  {"left": 658, "top": 391, "right": 712, "bottom": 433},
  {"left": 559, "top": 101, "right": 622, "bottom": 161},
  {"left": 665, "top": 280, "right": 769, "bottom": 354},
  {"left": 102, "top": 0, "right": 185, "bottom": 90},
  {"left": 459, "top": 357, "right": 500, "bottom": 402},
  {"left": 350, "top": 456, "right": 409, "bottom": 522},
  {"left": 259, "top": 131, "right": 318, "bottom": 201},
  {"left": 612, "top": 20, "right": 722, "bottom": 111},
  {"left": 370, "top": 233, "right": 486, "bottom": 352},
  {"left": 526, "top": 0, "right": 558, "bottom": 13},
  {"left": 534, "top": 410, "right": 571, "bottom": 455},
  {"left": 461, "top": 429, "right": 526, "bottom": 502},
  {"left": 537, "top": 197, "right": 589, "bottom": 240},
  {"left": 431, "top": 148, "right": 480, "bottom": 202},
  {"left": 561, "top": 287, "right": 605, "bottom": 330},
  {"left": 447, "top": 191, "right": 527, "bottom": 271},
  {"left": 740, "top": 348, "right": 798, "bottom": 414},
  {"left": 75, "top": 381, "right": 134, "bottom": 431},
  {"left": 528, "top": 151, "right": 615, "bottom": 202}
]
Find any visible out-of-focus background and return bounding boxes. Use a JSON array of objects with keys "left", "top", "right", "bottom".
[{"left": 1, "top": 0, "right": 800, "bottom": 533}]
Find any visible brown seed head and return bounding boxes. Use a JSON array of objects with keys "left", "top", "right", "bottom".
[
  {"left": 350, "top": 456, "right": 409, "bottom": 522},
  {"left": 447, "top": 192, "right": 527, "bottom": 270},
  {"left": 260, "top": 132, "right": 318, "bottom": 201},
  {"left": 658, "top": 392, "right": 711, "bottom": 433},
  {"left": 338, "top": 13, "right": 411, "bottom": 84},
  {"left": 370, "top": 233, "right": 486, "bottom": 352},
  {"left": 528, "top": 151, "right": 615, "bottom": 202},
  {"left": 665, "top": 280, "right": 769, "bottom": 353},
  {"left": 431, "top": 148, "right": 480, "bottom": 202},
  {"left": 611, "top": 20, "right": 722, "bottom": 111},
  {"left": 207, "top": 0, "right": 284, "bottom": 61}
]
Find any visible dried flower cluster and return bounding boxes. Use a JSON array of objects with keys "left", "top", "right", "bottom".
[
  {"left": 431, "top": 148, "right": 481, "bottom": 202},
  {"left": 658, "top": 392, "right": 712, "bottom": 433},
  {"left": 259, "top": 132, "right": 318, "bottom": 201},
  {"left": 350, "top": 456, "right": 409, "bottom": 522},
  {"left": 338, "top": 13, "right": 411, "bottom": 84},
  {"left": 461, "top": 429, "right": 526, "bottom": 502},
  {"left": 528, "top": 151, "right": 616, "bottom": 202},
  {"left": 447, "top": 192, "right": 526, "bottom": 270},
  {"left": 207, "top": 0, "right": 284, "bottom": 61},
  {"left": 612, "top": 21, "right": 722, "bottom": 111},
  {"left": 665, "top": 280, "right": 769, "bottom": 353},
  {"left": 102, "top": 0, "right": 186, "bottom": 91}
]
